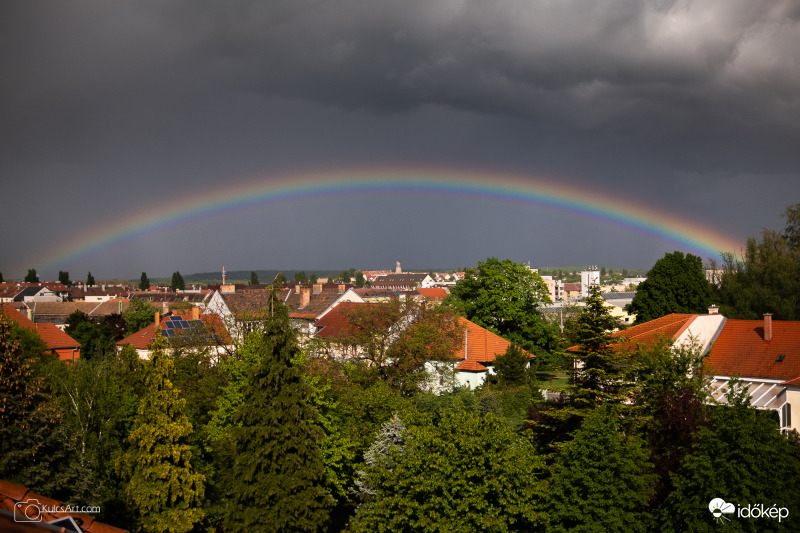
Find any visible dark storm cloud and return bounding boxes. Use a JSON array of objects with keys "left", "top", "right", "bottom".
[{"left": 1, "top": 0, "right": 799, "bottom": 279}]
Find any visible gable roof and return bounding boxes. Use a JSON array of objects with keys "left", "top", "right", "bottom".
[
  {"left": 314, "top": 302, "right": 373, "bottom": 339},
  {"left": 704, "top": 318, "right": 800, "bottom": 383},
  {"left": 217, "top": 289, "right": 279, "bottom": 318},
  {"left": 284, "top": 286, "right": 350, "bottom": 319},
  {"left": 0, "top": 305, "right": 81, "bottom": 354},
  {"left": 609, "top": 313, "right": 697, "bottom": 353},
  {"left": 416, "top": 287, "right": 448, "bottom": 300},
  {"left": 455, "top": 318, "right": 534, "bottom": 371}
]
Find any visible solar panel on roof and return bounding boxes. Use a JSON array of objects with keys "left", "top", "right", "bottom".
[
  {"left": 180, "top": 320, "right": 191, "bottom": 329},
  {"left": 165, "top": 321, "right": 176, "bottom": 329}
]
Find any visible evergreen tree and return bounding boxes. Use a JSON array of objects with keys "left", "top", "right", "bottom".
[
  {"left": 86, "top": 272, "right": 96, "bottom": 286},
  {"left": 25, "top": 268, "right": 38, "bottom": 283},
  {"left": 309, "top": 273, "right": 318, "bottom": 284},
  {"left": 139, "top": 272, "right": 149, "bottom": 291},
  {"left": 118, "top": 334, "right": 205, "bottom": 533},
  {"left": 0, "top": 272, "right": 3, "bottom": 282},
  {"left": 58, "top": 270, "right": 73, "bottom": 287},
  {"left": 294, "top": 270, "right": 308, "bottom": 283},
  {"left": 171, "top": 271, "right": 185, "bottom": 292},
  {"left": 354, "top": 271, "right": 366, "bottom": 288},
  {"left": 546, "top": 405, "right": 655, "bottom": 532},
  {"left": 224, "top": 296, "right": 332, "bottom": 532},
  {"left": 626, "top": 251, "right": 711, "bottom": 324},
  {"left": 494, "top": 344, "right": 531, "bottom": 387},
  {"left": 249, "top": 271, "right": 259, "bottom": 285},
  {"left": 569, "top": 284, "right": 629, "bottom": 408}
]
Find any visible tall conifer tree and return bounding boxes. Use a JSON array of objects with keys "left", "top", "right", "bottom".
[
  {"left": 118, "top": 334, "right": 205, "bottom": 533},
  {"left": 224, "top": 292, "right": 332, "bottom": 532}
]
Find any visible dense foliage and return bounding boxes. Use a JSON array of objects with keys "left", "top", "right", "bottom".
[
  {"left": 626, "top": 251, "right": 712, "bottom": 323},
  {"left": 446, "top": 257, "right": 558, "bottom": 354}
]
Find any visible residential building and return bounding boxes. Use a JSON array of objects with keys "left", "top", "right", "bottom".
[{"left": 1, "top": 305, "right": 81, "bottom": 361}]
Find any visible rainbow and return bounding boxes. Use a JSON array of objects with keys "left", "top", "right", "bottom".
[{"left": 35, "top": 167, "right": 742, "bottom": 272}]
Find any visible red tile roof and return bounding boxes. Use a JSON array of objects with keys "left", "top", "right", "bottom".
[
  {"left": 416, "top": 287, "right": 448, "bottom": 300},
  {"left": 314, "top": 302, "right": 372, "bottom": 339},
  {"left": 609, "top": 313, "right": 697, "bottom": 352},
  {"left": 455, "top": 318, "right": 534, "bottom": 371},
  {"left": 0, "top": 305, "right": 81, "bottom": 358},
  {"left": 703, "top": 319, "right": 800, "bottom": 383}
]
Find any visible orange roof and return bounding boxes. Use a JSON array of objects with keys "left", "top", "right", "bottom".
[
  {"left": 0, "top": 305, "right": 81, "bottom": 353},
  {"left": 608, "top": 313, "right": 697, "bottom": 352},
  {"left": 416, "top": 287, "right": 448, "bottom": 300},
  {"left": 314, "top": 302, "right": 372, "bottom": 339},
  {"left": 703, "top": 319, "right": 800, "bottom": 383},
  {"left": 455, "top": 318, "right": 534, "bottom": 371}
]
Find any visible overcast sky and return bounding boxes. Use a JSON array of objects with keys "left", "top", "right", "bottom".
[{"left": 2, "top": 0, "right": 799, "bottom": 280}]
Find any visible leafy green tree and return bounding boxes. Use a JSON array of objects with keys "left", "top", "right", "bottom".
[
  {"left": 58, "top": 270, "right": 73, "bottom": 287},
  {"left": 546, "top": 405, "right": 655, "bottom": 532},
  {"left": 445, "top": 257, "right": 557, "bottom": 354},
  {"left": 118, "top": 334, "right": 205, "bottom": 533},
  {"left": 716, "top": 203, "right": 800, "bottom": 320},
  {"left": 25, "top": 268, "right": 38, "bottom": 283},
  {"left": 294, "top": 270, "right": 308, "bottom": 283},
  {"left": 171, "top": 271, "right": 186, "bottom": 292},
  {"left": 354, "top": 270, "right": 366, "bottom": 288},
  {"left": 139, "top": 272, "right": 149, "bottom": 291},
  {"left": 309, "top": 273, "right": 318, "bottom": 283},
  {"left": 224, "top": 297, "right": 332, "bottom": 532},
  {"left": 658, "top": 385, "right": 800, "bottom": 532},
  {"left": 626, "top": 251, "right": 711, "bottom": 324},
  {"left": 87, "top": 272, "right": 96, "bottom": 286},
  {"left": 350, "top": 408, "right": 546, "bottom": 532},
  {"left": 123, "top": 299, "right": 159, "bottom": 335},
  {"left": 249, "top": 271, "right": 259, "bottom": 285}
]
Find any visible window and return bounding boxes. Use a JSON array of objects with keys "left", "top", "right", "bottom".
[{"left": 782, "top": 403, "right": 792, "bottom": 429}]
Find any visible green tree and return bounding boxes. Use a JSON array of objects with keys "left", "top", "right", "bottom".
[
  {"left": 354, "top": 270, "right": 366, "bottom": 288},
  {"left": 139, "top": 272, "right": 149, "bottom": 291},
  {"left": 123, "top": 299, "right": 159, "bottom": 335},
  {"left": 0, "top": 272, "right": 3, "bottom": 283},
  {"left": 445, "top": 257, "right": 557, "bottom": 354},
  {"left": 224, "top": 298, "right": 332, "bottom": 532},
  {"left": 568, "top": 284, "right": 630, "bottom": 408},
  {"left": 87, "top": 272, "right": 96, "bottom": 286},
  {"left": 118, "top": 334, "right": 205, "bottom": 533},
  {"left": 25, "top": 268, "right": 38, "bottom": 283},
  {"left": 716, "top": 203, "right": 800, "bottom": 320},
  {"left": 658, "top": 386, "right": 800, "bottom": 532},
  {"left": 350, "top": 408, "right": 546, "bottom": 532},
  {"left": 171, "top": 271, "right": 186, "bottom": 292},
  {"left": 249, "top": 271, "right": 259, "bottom": 285},
  {"left": 294, "top": 270, "right": 308, "bottom": 283},
  {"left": 493, "top": 344, "right": 531, "bottom": 388},
  {"left": 626, "top": 251, "right": 711, "bottom": 324},
  {"left": 58, "top": 270, "right": 73, "bottom": 287},
  {"left": 546, "top": 405, "right": 655, "bottom": 532},
  {"left": 309, "top": 273, "right": 318, "bottom": 284}
]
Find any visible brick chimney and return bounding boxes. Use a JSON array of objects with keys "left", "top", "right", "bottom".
[
  {"left": 338, "top": 284, "right": 346, "bottom": 294},
  {"left": 764, "top": 313, "right": 772, "bottom": 342},
  {"left": 708, "top": 305, "right": 719, "bottom": 315},
  {"left": 300, "top": 286, "right": 311, "bottom": 308},
  {"left": 313, "top": 284, "right": 322, "bottom": 294},
  {"left": 191, "top": 307, "right": 200, "bottom": 320},
  {"left": 155, "top": 311, "right": 160, "bottom": 326}
]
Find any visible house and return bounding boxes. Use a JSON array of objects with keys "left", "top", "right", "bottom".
[
  {"left": 69, "top": 284, "right": 131, "bottom": 302},
  {"left": 590, "top": 309, "right": 799, "bottom": 432},
  {"left": 22, "top": 300, "right": 130, "bottom": 329},
  {"left": 283, "top": 284, "right": 358, "bottom": 336},
  {"left": 117, "top": 309, "right": 231, "bottom": 361},
  {"left": 371, "top": 273, "right": 434, "bottom": 291},
  {"left": 447, "top": 318, "right": 536, "bottom": 390},
  {"left": 312, "top": 302, "right": 534, "bottom": 392},
  {"left": 0, "top": 478, "right": 126, "bottom": 532},
  {"left": 602, "top": 291, "right": 637, "bottom": 324},
  {"left": 415, "top": 287, "right": 449, "bottom": 305},
  {"left": 0, "top": 305, "right": 82, "bottom": 361},
  {"left": 562, "top": 282, "right": 581, "bottom": 300}
]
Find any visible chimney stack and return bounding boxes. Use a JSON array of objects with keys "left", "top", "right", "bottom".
[
  {"left": 191, "top": 307, "right": 200, "bottom": 320},
  {"left": 313, "top": 284, "right": 322, "bottom": 294},
  {"left": 155, "top": 311, "right": 160, "bottom": 326},
  {"left": 396, "top": 260, "right": 402, "bottom": 274},
  {"left": 300, "top": 286, "right": 311, "bottom": 308},
  {"left": 338, "top": 284, "right": 346, "bottom": 294},
  {"left": 708, "top": 305, "right": 719, "bottom": 315},
  {"left": 764, "top": 313, "right": 773, "bottom": 342}
]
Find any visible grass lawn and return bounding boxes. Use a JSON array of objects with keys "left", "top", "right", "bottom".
[{"left": 536, "top": 370, "right": 570, "bottom": 389}]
